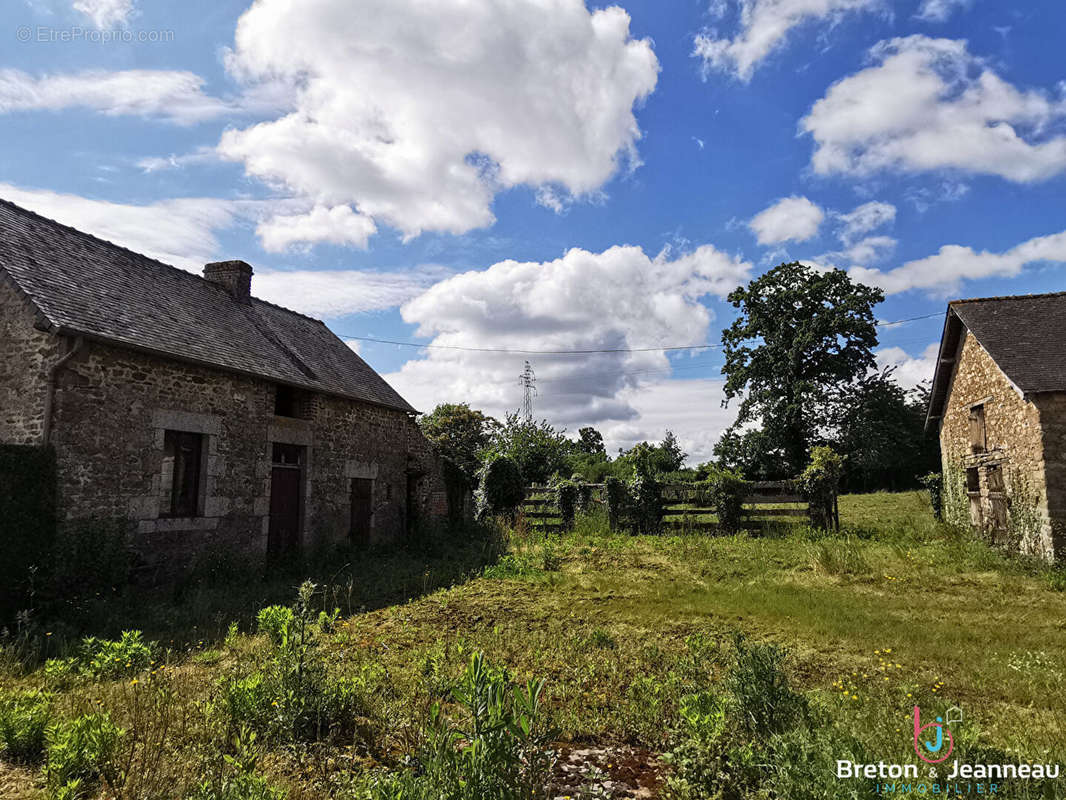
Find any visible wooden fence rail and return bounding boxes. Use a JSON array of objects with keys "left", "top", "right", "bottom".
[{"left": 520, "top": 479, "right": 839, "bottom": 533}]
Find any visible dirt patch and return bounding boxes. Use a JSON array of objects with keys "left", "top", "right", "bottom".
[{"left": 551, "top": 743, "right": 665, "bottom": 799}]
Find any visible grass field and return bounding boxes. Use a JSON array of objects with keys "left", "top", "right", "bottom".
[{"left": 3, "top": 491, "right": 1066, "bottom": 799}]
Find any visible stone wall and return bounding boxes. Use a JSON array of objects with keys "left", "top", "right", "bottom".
[
  {"left": 938, "top": 330, "right": 1056, "bottom": 558},
  {"left": 1033, "top": 393, "right": 1066, "bottom": 558},
  {"left": 0, "top": 270, "right": 59, "bottom": 445},
  {"left": 43, "top": 336, "right": 446, "bottom": 575}
]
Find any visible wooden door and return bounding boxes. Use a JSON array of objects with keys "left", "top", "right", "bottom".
[
  {"left": 269, "top": 444, "right": 304, "bottom": 558},
  {"left": 350, "top": 478, "right": 372, "bottom": 545}
]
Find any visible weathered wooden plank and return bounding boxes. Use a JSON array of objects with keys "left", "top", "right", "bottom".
[
  {"left": 522, "top": 511, "right": 561, "bottom": 520},
  {"left": 742, "top": 508, "right": 809, "bottom": 517},
  {"left": 742, "top": 494, "right": 806, "bottom": 504},
  {"left": 662, "top": 508, "right": 716, "bottom": 517}
]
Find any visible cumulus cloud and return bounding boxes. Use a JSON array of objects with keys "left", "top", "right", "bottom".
[
  {"left": 604, "top": 378, "right": 734, "bottom": 463},
  {"left": 73, "top": 0, "right": 133, "bottom": 28},
  {"left": 0, "top": 69, "right": 232, "bottom": 125},
  {"left": 876, "top": 342, "right": 939, "bottom": 388},
  {"left": 749, "top": 195, "right": 825, "bottom": 245},
  {"left": 692, "top": 0, "right": 884, "bottom": 82},
  {"left": 915, "top": 0, "right": 972, "bottom": 23},
  {"left": 801, "top": 35, "right": 1066, "bottom": 182},
  {"left": 849, "top": 228, "right": 1066, "bottom": 294},
  {"left": 256, "top": 206, "right": 378, "bottom": 252},
  {"left": 386, "top": 243, "right": 751, "bottom": 427},
  {"left": 218, "top": 0, "right": 659, "bottom": 244}
]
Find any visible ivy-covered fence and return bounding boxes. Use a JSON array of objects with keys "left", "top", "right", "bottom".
[
  {"left": 520, "top": 477, "right": 827, "bottom": 534},
  {"left": 0, "top": 445, "right": 56, "bottom": 617}
]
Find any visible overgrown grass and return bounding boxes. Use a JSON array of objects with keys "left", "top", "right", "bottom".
[{"left": 3, "top": 493, "right": 1066, "bottom": 798}]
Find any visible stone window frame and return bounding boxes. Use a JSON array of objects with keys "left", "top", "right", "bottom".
[{"left": 130, "top": 410, "right": 224, "bottom": 534}]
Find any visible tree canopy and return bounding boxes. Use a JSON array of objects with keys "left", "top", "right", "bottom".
[
  {"left": 718, "top": 262, "right": 884, "bottom": 477},
  {"left": 418, "top": 403, "right": 499, "bottom": 487}
]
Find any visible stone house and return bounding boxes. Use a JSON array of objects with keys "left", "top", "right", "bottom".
[
  {"left": 0, "top": 198, "right": 449, "bottom": 575},
  {"left": 926, "top": 292, "right": 1066, "bottom": 561}
]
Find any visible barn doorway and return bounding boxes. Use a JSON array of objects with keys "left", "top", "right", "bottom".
[
  {"left": 349, "top": 477, "right": 373, "bottom": 545},
  {"left": 268, "top": 443, "right": 305, "bottom": 559}
]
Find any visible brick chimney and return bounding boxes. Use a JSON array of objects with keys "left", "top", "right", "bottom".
[{"left": 203, "top": 260, "right": 253, "bottom": 303}]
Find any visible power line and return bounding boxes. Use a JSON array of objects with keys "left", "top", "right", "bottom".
[{"left": 337, "top": 312, "right": 942, "bottom": 356}]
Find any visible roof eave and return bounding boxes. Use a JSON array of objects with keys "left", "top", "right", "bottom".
[{"left": 53, "top": 324, "right": 417, "bottom": 416}]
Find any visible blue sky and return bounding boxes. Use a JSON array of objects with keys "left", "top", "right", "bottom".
[{"left": 4, "top": 0, "right": 1066, "bottom": 461}]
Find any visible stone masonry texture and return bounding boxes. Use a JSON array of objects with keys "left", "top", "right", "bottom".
[
  {"left": 1, "top": 281, "right": 449, "bottom": 576},
  {"left": 939, "top": 330, "right": 1063, "bottom": 560}
]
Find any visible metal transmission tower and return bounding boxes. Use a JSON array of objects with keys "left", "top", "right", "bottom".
[{"left": 518, "top": 360, "right": 537, "bottom": 421}]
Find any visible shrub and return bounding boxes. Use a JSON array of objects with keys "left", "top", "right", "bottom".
[
  {"left": 0, "top": 690, "right": 53, "bottom": 763},
  {"left": 725, "top": 634, "right": 807, "bottom": 737},
  {"left": 77, "top": 631, "right": 155, "bottom": 679},
  {"left": 44, "top": 712, "right": 124, "bottom": 799},
  {"left": 629, "top": 473, "right": 663, "bottom": 535},
  {"left": 358, "top": 652, "right": 555, "bottom": 800},
  {"left": 0, "top": 445, "right": 55, "bottom": 621},
  {"left": 225, "top": 583, "right": 382, "bottom": 747},
  {"left": 799, "top": 447, "right": 844, "bottom": 530},
  {"left": 919, "top": 472, "right": 943, "bottom": 520},
  {"left": 475, "top": 456, "right": 525, "bottom": 520},
  {"left": 603, "top": 477, "right": 629, "bottom": 532},
  {"left": 255, "top": 605, "right": 294, "bottom": 646},
  {"left": 701, "top": 470, "right": 748, "bottom": 533},
  {"left": 555, "top": 480, "right": 578, "bottom": 530}
]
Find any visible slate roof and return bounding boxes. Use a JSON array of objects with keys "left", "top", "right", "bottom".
[
  {"left": 0, "top": 198, "right": 416, "bottom": 413},
  {"left": 925, "top": 291, "right": 1066, "bottom": 429}
]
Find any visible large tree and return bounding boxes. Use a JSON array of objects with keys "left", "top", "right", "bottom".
[
  {"left": 718, "top": 262, "right": 884, "bottom": 477},
  {"left": 418, "top": 403, "right": 499, "bottom": 488},
  {"left": 485, "top": 412, "right": 573, "bottom": 485}
]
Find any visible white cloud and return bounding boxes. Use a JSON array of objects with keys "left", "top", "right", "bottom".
[
  {"left": 386, "top": 243, "right": 751, "bottom": 428},
  {"left": 604, "top": 378, "right": 734, "bottom": 464},
  {"left": 0, "top": 69, "right": 230, "bottom": 125},
  {"left": 218, "top": 0, "right": 659, "bottom": 244},
  {"left": 749, "top": 195, "right": 825, "bottom": 245},
  {"left": 256, "top": 205, "right": 378, "bottom": 252},
  {"left": 73, "top": 0, "right": 133, "bottom": 28},
  {"left": 0, "top": 182, "right": 238, "bottom": 268},
  {"left": 253, "top": 266, "right": 453, "bottom": 318},
  {"left": 849, "top": 228, "right": 1066, "bottom": 294},
  {"left": 876, "top": 342, "right": 939, "bottom": 388},
  {"left": 801, "top": 35, "right": 1066, "bottom": 182},
  {"left": 692, "top": 0, "right": 883, "bottom": 82},
  {"left": 836, "top": 200, "right": 896, "bottom": 245},
  {"left": 344, "top": 340, "right": 362, "bottom": 355},
  {"left": 915, "top": 0, "right": 971, "bottom": 23}
]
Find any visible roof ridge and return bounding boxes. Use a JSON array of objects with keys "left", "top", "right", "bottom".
[
  {"left": 0, "top": 196, "right": 325, "bottom": 326},
  {"left": 950, "top": 290, "right": 1066, "bottom": 305}
]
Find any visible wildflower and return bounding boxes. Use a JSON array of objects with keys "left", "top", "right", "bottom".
[{"left": 130, "top": 678, "right": 139, "bottom": 685}]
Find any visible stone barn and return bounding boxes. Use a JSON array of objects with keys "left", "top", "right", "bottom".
[
  {"left": 926, "top": 292, "right": 1066, "bottom": 561},
  {"left": 0, "top": 198, "right": 449, "bottom": 576}
]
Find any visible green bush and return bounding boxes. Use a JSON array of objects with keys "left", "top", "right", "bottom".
[
  {"left": 255, "top": 605, "right": 295, "bottom": 646},
  {"left": 0, "top": 445, "right": 56, "bottom": 621},
  {"left": 726, "top": 634, "right": 808, "bottom": 737},
  {"left": 555, "top": 480, "right": 578, "bottom": 530},
  {"left": 0, "top": 689, "right": 53, "bottom": 763},
  {"left": 475, "top": 456, "right": 525, "bottom": 520},
  {"left": 357, "top": 652, "right": 554, "bottom": 800},
  {"left": 629, "top": 473, "right": 663, "bottom": 535},
  {"left": 701, "top": 470, "right": 748, "bottom": 533},
  {"left": 44, "top": 712, "right": 124, "bottom": 799},
  {"left": 799, "top": 447, "right": 844, "bottom": 530},
  {"left": 224, "top": 583, "right": 381, "bottom": 747},
  {"left": 921, "top": 473, "right": 946, "bottom": 522},
  {"left": 603, "top": 477, "right": 629, "bottom": 531},
  {"left": 76, "top": 631, "right": 155, "bottom": 679}
]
